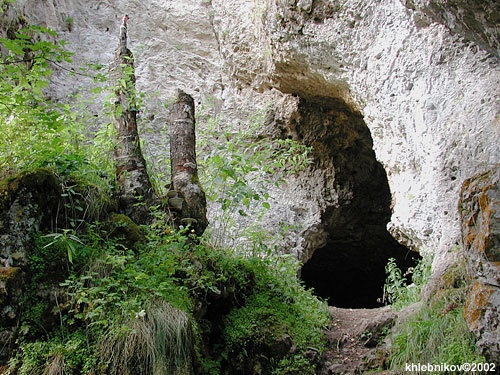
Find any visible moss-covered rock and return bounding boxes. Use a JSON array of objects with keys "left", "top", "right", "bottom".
[
  {"left": 103, "top": 213, "right": 145, "bottom": 250},
  {"left": 0, "top": 267, "right": 22, "bottom": 317},
  {"left": 0, "top": 169, "right": 63, "bottom": 364},
  {"left": 0, "top": 169, "right": 61, "bottom": 267},
  {"left": 459, "top": 165, "right": 500, "bottom": 360}
]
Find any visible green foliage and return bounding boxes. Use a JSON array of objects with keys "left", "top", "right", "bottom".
[
  {"left": 9, "top": 330, "right": 98, "bottom": 375},
  {"left": 14, "top": 231, "right": 97, "bottom": 343},
  {"left": 222, "top": 254, "right": 329, "bottom": 374},
  {"left": 65, "top": 16, "right": 74, "bottom": 31},
  {"left": 388, "top": 254, "right": 485, "bottom": 371},
  {"left": 382, "top": 258, "right": 405, "bottom": 305},
  {"left": 0, "top": 24, "right": 71, "bottom": 171},
  {"left": 382, "top": 255, "right": 431, "bottom": 309},
  {"left": 198, "top": 110, "right": 313, "bottom": 252},
  {"left": 0, "top": 23, "right": 115, "bottom": 211},
  {"left": 114, "top": 61, "right": 143, "bottom": 113},
  {"left": 43, "top": 229, "right": 85, "bottom": 264},
  {"left": 12, "top": 215, "right": 329, "bottom": 374},
  {"left": 61, "top": 235, "right": 190, "bottom": 328}
]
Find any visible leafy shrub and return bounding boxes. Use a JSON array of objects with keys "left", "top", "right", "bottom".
[
  {"left": 17, "top": 233, "right": 82, "bottom": 340},
  {"left": 383, "top": 255, "right": 431, "bottom": 309},
  {"left": 222, "top": 254, "right": 329, "bottom": 375},
  {"left": 8, "top": 330, "right": 98, "bottom": 375},
  {"left": 0, "top": 23, "right": 115, "bottom": 217},
  {"left": 13, "top": 218, "right": 329, "bottom": 375},
  {"left": 387, "top": 254, "right": 485, "bottom": 371},
  {"left": 197, "top": 110, "right": 313, "bottom": 253}
]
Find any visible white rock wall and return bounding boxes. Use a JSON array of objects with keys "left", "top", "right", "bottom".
[
  {"left": 210, "top": 0, "right": 500, "bottom": 270},
  {"left": 12, "top": 0, "right": 500, "bottom": 275},
  {"left": 312, "top": 0, "right": 499, "bottom": 267}
]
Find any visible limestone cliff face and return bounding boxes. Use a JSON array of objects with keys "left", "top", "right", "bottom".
[
  {"left": 8, "top": 0, "right": 497, "bottom": 258},
  {"left": 211, "top": 0, "right": 499, "bottom": 265},
  {"left": 4, "top": 0, "right": 499, "bottom": 343},
  {"left": 460, "top": 166, "right": 500, "bottom": 360}
]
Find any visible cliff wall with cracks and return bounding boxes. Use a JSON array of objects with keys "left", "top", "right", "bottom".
[
  {"left": 9, "top": 0, "right": 497, "bottom": 259},
  {"left": 210, "top": 0, "right": 499, "bottom": 269},
  {"left": 3, "top": 0, "right": 499, "bottom": 347},
  {"left": 460, "top": 166, "right": 500, "bottom": 359}
]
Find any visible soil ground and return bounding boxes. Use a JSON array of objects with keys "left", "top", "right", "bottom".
[{"left": 317, "top": 306, "right": 398, "bottom": 375}]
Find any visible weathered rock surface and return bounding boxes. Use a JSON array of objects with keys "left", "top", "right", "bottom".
[
  {"left": 210, "top": 0, "right": 499, "bottom": 265},
  {"left": 402, "top": 0, "right": 499, "bottom": 57},
  {"left": 5, "top": 0, "right": 497, "bottom": 262},
  {"left": 0, "top": 169, "right": 61, "bottom": 268},
  {"left": 460, "top": 166, "right": 500, "bottom": 361},
  {"left": 2, "top": 0, "right": 499, "bottom": 356},
  {"left": 0, "top": 169, "right": 62, "bottom": 361}
]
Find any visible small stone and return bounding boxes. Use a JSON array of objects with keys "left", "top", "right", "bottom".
[
  {"left": 11, "top": 252, "right": 25, "bottom": 261},
  {"left": 166, "top": 190, "right": 179, "bottom": 198},
  {"left": 297, "top": 0, "right": 313, "bottom": 12},
  {"left": 168, "top": 197, "right": 184, "bottom": 211}
]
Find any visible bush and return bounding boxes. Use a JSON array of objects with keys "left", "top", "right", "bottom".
[
  {"left": 383, "top": 255, "right": 431, "bottom": 310},
  {"left": 221, "top": 255, "right": 330, "bottom": 375},
  {"left": 9, "top": 330, "right": 98, "bottom": 375},
  {"left": 11, "top": 216, "right": 329, "bottom": 375},
  {"left": 387, "top": 254, "right": 485, "bottom": 372}
]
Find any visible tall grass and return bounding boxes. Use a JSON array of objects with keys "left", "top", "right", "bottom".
[
  {"left": 387, "top": 254, "right": 485, "bottom": 372},
  {"left": 100, "top": 300, "right": 195, "bottom": 375},
  {"left": 390, "top": 304, "right": 484, "bottom": 370}
]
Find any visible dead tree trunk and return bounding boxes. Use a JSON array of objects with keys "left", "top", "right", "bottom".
[
  {"left": 168, "top": 90, "right": 208, "bottom": 235},
  {"left": 110, "top": 17, "right": 154, "bottom": 224}
]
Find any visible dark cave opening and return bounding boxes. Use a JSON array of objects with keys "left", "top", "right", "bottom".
[
  {"left": 301, "top": 232, "right": 420, "bottom": 308},
  {"left": 290, "top": 96, "right": 421, "bottom": 309}
]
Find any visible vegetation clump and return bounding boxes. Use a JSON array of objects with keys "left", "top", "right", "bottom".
[
  {"left": 383, "top": 253, "right": 486, "bottom": 372},
  {"left": 0, "top": 10, "right": 326, "bottom": 374},
  {"left": 7, "top": 219, "right": 329, "bottom": 375}
]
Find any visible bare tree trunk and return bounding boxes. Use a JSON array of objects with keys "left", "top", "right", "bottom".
[
  {"left": 168, "top": 90, "right": 208, "bottom": 235},
  {"left": 110, "top": 19, "right": 154, "bottom": 224}
]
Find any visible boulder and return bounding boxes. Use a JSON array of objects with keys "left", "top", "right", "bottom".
[{"left": 460, "top": 166, "right": 500, "bottom": 360}]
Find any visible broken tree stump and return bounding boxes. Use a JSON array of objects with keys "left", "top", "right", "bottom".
[
  {"left": 169, "top": 90, "right": 208, "bottom": 235},
  {"left": 110, "top": 16, "right": 155, "bottom": 224}
]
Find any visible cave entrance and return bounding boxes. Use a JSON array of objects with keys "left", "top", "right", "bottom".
[
  {"left": 291, "top": 96, "right": 420, "bottom": 308},
  {"left": 301, "top": 233, "right": 419, "bottom": 308}
]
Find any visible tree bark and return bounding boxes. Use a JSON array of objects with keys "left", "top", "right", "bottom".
[
  {"left": 169, "top": 90, "right": 208, "bottom": 235},
  {"left": 110, "top": 20, "right": 154, "bottom": 224}
]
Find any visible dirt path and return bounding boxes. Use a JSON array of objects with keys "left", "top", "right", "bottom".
[{"left": 317, "top": 306, "right": 397, "bottom": 375}]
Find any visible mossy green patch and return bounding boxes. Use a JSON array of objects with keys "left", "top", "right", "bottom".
[
  {"left": 0, "top": 168, "right": 60, "bottom": 213},
  {"left": 103, "top": 213, "right": 145, "bottom": 250}
]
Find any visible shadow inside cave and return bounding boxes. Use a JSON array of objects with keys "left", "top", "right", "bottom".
[
  {"left": 301, "top": 233, "right": 419, "bottom": 308},
  {"left": 290, "top": 96, "right": 420, "bottom": 308}
]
